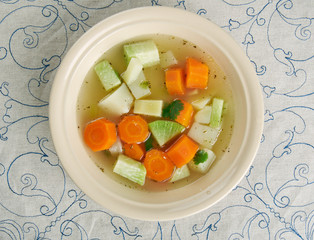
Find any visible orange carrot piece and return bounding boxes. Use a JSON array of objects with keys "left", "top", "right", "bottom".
[
  {"left": 186, "top": 57, "right": 209, "bottom": 89},
  {"left": 165, "top": 67, "right": 185, "bottom": 95},
  {"left": 123, "top": 143, "right": 145, "bottom": 161},
  {"left": 83, "top": 118, "right": 117, "bottom": 152},
  {"left": 175, "top": 100, "right": 194, "bottom": 127},
  {"left": 118, "top": 115, "right": 150, "bottom": 144},
  {"left": 144, "top": 149, "right": 175, "bottom": 182},
  {"left": 166, "top": 134, "right": 199, "bottom": 168}
]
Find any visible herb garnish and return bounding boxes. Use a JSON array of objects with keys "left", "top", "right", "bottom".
[
  {"left": 193, "top": 150, "right": 208, "bottom": 165},
  {"left": 162, "top": 99, "right": 184, "bottom": 120},
  {"left": 144, "top": 135, "right": 154, "bottom": 151},
  {"left": 140, "top": 81, "right": 150, "bottom": 89}
]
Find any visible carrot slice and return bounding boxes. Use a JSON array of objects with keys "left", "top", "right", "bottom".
[
  {"left": 83, "top": 118, "right": 117, "bottom": 152},
  {"left": 165, "top": 67, "right": 185, "bottom": 95},
  {"left": 144, "top": 149, "right": 175, "bottom": 182},
  {"left": 118, "top": 115, "right": 150, "bottom": 144},
  {"left": 186, "top": 57, "right": 209, "bottom": 89},
  {"left": 175, "top": 100, "right": 194, "bottom": 127},
  {"left": 123, "top": 143, "right": 145, "bottom": 161},
  {"left": 166, "top": 134, "right": 199, "bottom": 168}
]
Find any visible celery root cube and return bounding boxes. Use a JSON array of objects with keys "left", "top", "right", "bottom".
[
  {"left": 195, "top": 106, "right": 212, "bottom": 124},
  {"left": 188, "top": 122, "right": 221, "bottom": 149},
  {"left": 188, "top": 148, "right": 216, "bottom": 173},
  {"left": 121, "top": 57, "right": 143, "bottom": 85},
  {"left": 98, "top": 83, "right": 134, "bottom": 116},
  {"left": 133, "top": 99, "right": 163, "bottom": 117},
  {"left": 170, "top": 164, "right": 190, "bottom": 182},
  {"left": 160, "top": 50, "right": 178, "bottom": 69},
  {"left": 127, "top": 71, "right": 151, "bottom": 99},
  {"left": 191, "top": 96, "right": 211, "bottom": 110}
]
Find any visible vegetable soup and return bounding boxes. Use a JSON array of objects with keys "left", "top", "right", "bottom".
[{"left": 76, "top": 34, "right": 234, "bottom": 191}]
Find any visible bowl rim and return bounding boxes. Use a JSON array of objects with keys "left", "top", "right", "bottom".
[{"left": 49, "top": 6, "right": 264, "bottom": 221}]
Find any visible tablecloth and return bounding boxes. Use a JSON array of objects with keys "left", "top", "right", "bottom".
[{"left": 0, "top": 0, "right": 313, "bottom": 239}]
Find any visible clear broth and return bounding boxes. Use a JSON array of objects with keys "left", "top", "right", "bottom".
[{"left": 76, "top": 34, "right": 234, "bottom": 192}]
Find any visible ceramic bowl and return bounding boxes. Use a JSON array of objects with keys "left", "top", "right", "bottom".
[{"left": 49, "top": 6, "right": 263, "bottom": 221}]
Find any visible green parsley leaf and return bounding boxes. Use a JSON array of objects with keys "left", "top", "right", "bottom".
[
  {"left": 162, "top": 99, "right": 184, "bottom": 120},
  {"left": 139, "top": 81, "right": 150, "bottom": 89},
  {"left": 144, "top": 135, "right": 154, "bottom": 151},
  {"left": 193, "top": 150, "right": 208, "bottom": 165}
]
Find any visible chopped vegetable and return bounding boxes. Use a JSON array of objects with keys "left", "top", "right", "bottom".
[
  {"left": 128, "top": 71, "right": 151, "bottom": 99},
  {"left": 170, "top": 164, "right": 190, "bottom": 182},
  {"left": 191, "top": 96, "right": 211, "bottom": 110},
  {"left": 83, "top": 118, "right": 117, "bottom": 152},
  {"left": 160, "top": 50, "right": 178, "bottom": 69},
  {"left": 143, "top": 149, "right": 174, "bottom": 182},
  {"left": 133, "top": 99, "right": 163, "bottom": 117},
  {"left": 188, "top": 122, "right": 221, "bottom": 149},
  {"left": 118, "top": 115, "right": 150, "bottom": 144},
  {"left": 188, "top": 148, "right": 216, "bottom": 173},
  {"left": 113, "top": 154, "right": 146, "bottom": 186},
  {"left": 121, "top": 57, "right": 143, "bottom": 85},
  {"left": 98, "top": 83, "right": 134, "bottom": 116},
  {"left": 210, "top": 98, "right": 224, "bottom": 128},
  {"left": 166, "top": 134, "right": 199, "bottom": 168},
  {"left": 165, "top": 67, "right": 185, "bottom": 95},
  {"left": 192, "top": 149, "right": 208, "bottom": 165},
  {"left": 185, "top": 57, "right": 209, "bottom": 89},
  {"left": 109, "top": 137, "right": 123, "bottom": 156},
  {"left": 162, "top": 99, "right": 194, "bottom": 127},
  {"left": 124, "top": 40, "right": 160, "bottom": 68},
  {"left": 144, "top": 135, "right": 154, "bottom": 151},
  {"left": 94, "top": 60, "right": 121, "bottom": 91},
  {"left": 175, "top": 100, "right": 194, "bottom": 127},
  {"left": 162, "top": 99, "right": 184, "bottom": 121},
  {"left": 140, "top": 81, "right": 150, "bottom": 89},
  {"left": 194, "top": 105, "right": 212, "bottom": 124},
  {"left": 123, "top": 143, "right": 145, "bottom": 161},
  {"left": 81, "top": 37, "right": 231, "bottom": 188},
  {"left": 148, "top": 120, "right": 185, "bottom": 146}
]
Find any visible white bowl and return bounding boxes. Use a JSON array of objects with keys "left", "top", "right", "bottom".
[{"left": 49, "top": 6, "right": 263, "bottom": 221}]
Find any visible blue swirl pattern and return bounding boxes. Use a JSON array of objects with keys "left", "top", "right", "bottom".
[{"left": 0, "top": 0, "right": 313, "bottom": 239}]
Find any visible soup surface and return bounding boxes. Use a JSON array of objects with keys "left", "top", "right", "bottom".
[{"left": 76, "top": 34, "right": 234, "bottom": 191}]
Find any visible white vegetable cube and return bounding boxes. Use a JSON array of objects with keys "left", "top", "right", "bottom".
[
  {"left": 188, "top": 122, "right": 221, "bottom": 149},
  {"left": 188, "top": 149, "right": 216, "bottom": 173},
  {"left": 113, "top": 154, "right": 146, "bottom": 186},
  {"left": 121, "top": 57, "right": 143, "bottom": 85},
  {"left": 109, "top": 137, "right": 123, "bottom": 156},
  {"left": 170, "top": 164, "right": 190, "bottom": 182},
  {"left": 160, "top": 50, "right": 178, "bottom": 69},
  {"left": 94, "top": 60, "right": 121, "bottom": 91},
  {"left": 124, "top": 40, "right": 160, "bottom": 68},
  {"left": 98, "top": 83, "right": 134, "bottom": 116},
  {"left": 194, "top": 106, "right": 212, "bottom": 124},
  {"left": 128, "top": 71, "right": 151, "bottom": 99},
  {"left": 191, "top": 96, "right": 211, "bottom": 110},
  {"left": 133, "top": 99, "right": 163, "bottom": 117}
]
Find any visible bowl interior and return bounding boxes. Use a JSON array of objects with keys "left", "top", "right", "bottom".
[{"left": 49, "top": 7, "right": 263, "bottom": 220}]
